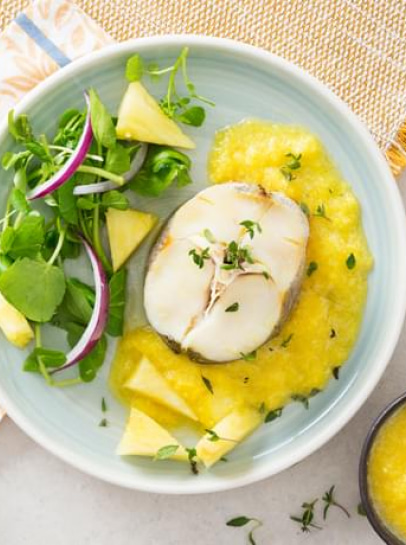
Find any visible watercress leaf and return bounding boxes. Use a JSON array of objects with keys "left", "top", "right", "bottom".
[
  {"left": 0, "top": 226, "right": 15, "bottom": 254},
  {"left": 101, "top": 190, "right": 129, "bottom": 211},
  {"left": 8, "top": 111, "right": 33, "bottom": 142},
  {"left": 0, "top": 258, "right": 66, "bottom": 322},
  {"left": 0, "top": 255, "right": 12, "bottom": 274},
  {"left": 24, "top": 348, "right": 66, "bottom": 373},
  {"left": 8, "top": 215, "right": 45, "bottom": 259},
  {"left": 10, "top": 188, "right": 30, "bottom": 214},
  {"left": 106, "top": 268, "right": 127, "bottom": 336},
  {"left": 25, "top": 140, "right": 51, "bottom": 162},
  {"left": 66, "top": 322, "right": 84, "bottom": 347},
  {"left": 59, "top": 108, "right": 81, "bottom": 129},
  {"left": 79, "top": 335, "right": 107, "bottom": 382},
  {"left": 64, "top": 278, "right": 95, "bottom": 326},
  {"left": 77, "top": 196, "right": 96, "bottom": 210},
  {"left": 105, "top": 143, "right": 131, "bottom": 174},
  {"left": 60, "top": 239, "right": 81, "bottom": 260},
  {"left": 89, "top": 89, "right": 116, "bottom": 149},
  {"left": 58, "top": 178, "right": 78, "bottom": 225},
  {"left": 126, "top": 55, "right": 144, "bottom": 82},
  {"left": 2, "top": 151, "right": 31, "bottom": 171},
  {"left": 177, "top": 106, "right": 206, "bottom": 127}
]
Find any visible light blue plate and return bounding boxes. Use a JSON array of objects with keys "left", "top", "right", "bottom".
[{"left": 0, "top": 36, "right": 405, "bottom": 494}]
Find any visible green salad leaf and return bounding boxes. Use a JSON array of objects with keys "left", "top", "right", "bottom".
[
  {"left": 88, "top": 88, "right": 116, "bottom": 149},
  {"left": 7, "top": 215, "right": 45, "bottom": 260},
  {"left": 24, "top": 348, "right": 66, "bottom": 372},
  {"left": 106, "top": 268, "right": 127, "bottom": 336},
  {"left": 0, "top": 258, "right": 66, "bottom": 322},
  {"left": 79, "top": 335, "right": 107, "bottom": 382}
]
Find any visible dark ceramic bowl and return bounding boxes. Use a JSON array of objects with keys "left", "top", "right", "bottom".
[{"left": 359, "top": 392, "right": 406, "bottom": 545}]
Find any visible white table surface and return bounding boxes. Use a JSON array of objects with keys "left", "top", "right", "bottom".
[{"left": 2, "top": 170, "right": 406, "bottom": 545}]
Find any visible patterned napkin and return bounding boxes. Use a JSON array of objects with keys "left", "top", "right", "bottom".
[{"left": 0, "top": 0, "right": 114, "bottom": 422}]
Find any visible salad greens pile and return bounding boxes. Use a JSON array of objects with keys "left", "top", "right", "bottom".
[{"left": 0, "top": 47, "right": 212, "bottom": 387}]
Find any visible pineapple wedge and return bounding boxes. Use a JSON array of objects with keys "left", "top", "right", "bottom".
[
  {"left": 196, "top": 407, "right": 262, "bottom": 468},
  {"left": 0, "top": 292, "right": 33, "bottom": 348},
  {"left": 117, "top": 407, "right": 188, "bottom": 460},
  {"left": 125, "top": 356, "right": 198, "bottom": 421},
  {"left": 106, "top": 208, "right": 157, "bottom": 272},
  {"left": 116, "top": 82, "right": 195, "bottom": 149}
]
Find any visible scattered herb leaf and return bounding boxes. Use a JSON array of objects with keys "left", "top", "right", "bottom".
[
  {"left": 240, "top": 220, "right": 262, "bottom": 239},
  {"left": 281, "top": 333, "right": 294, "bottom": 348},
  {"left": 186, "top": 447, "right": 199, "bottom": 475},
  {"left": 330, "top": 328, "right": 336, "bottom": 339},
  {"left": 333, "top": 366, "right": 340, "bottom": 380},
  {"left": 291, "top": 394, "right": 310, "bottom": 409},
  {"left": 99, "top": 418, "right": 108, "bottom": 427},
  {"left": 225, "top": 302, "right": 239, "bottom": 313},
  {"left": 290, "top": 500, "right": 321, "bottom": 533},
  {"left": 201, "top": 375, "right": 214, "bottom": 394},
  {"left": 307, "top": 261, "right": 318, "bottom": 277},
  {"left": 240, "top": 350, "right": 257, "bottom": 362},
  {"left": 203, "top": 228, "right": 216, "bottom": 243},
  {"left": 265, "top": 407, "right": 283, "bottom": 423},
  {"left": 357, "top": 502, "right": 367, "bottom": 517},
  {"left": 346, "top": 253, "right": 356, "bottom": 270},
  {"left": 154, "top": 444, "right": 179, "bottom": 460},
  {"left": 101, "top": 397, "right": 107, "bottom": 412},
  {"left": 189, "top": 247, "right": 210, "bottom": 269},
  {"left": 322, "top": 485, "right": 351, "bottom": 520}
]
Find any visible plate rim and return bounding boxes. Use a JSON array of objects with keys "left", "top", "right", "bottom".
[{"left": 1, "top": 34, "right": 406, "bottom": 494}]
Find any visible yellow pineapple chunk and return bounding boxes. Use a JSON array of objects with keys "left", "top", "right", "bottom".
[
  {"left": 106, "top": 208, "right": 157, "bottom": 272},
  {"left": 196, "top": 407, "right": 262, "bottom": 468},
  {"left": 0, "top": 292, "right": 33, "bottom": 348},
  {"left": 117, "top": 407, "right": 188, "bottom": 460},
  {"left": 116, "top": 82, "right": 195, "bottom": 149},
  {"left": 125, "top": 356, "right": 198, "bottom": 421}
]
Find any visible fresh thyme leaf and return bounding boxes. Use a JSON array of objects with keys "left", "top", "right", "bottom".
[
  {"left": 243, "top": 377, "right": 249, "bottom": 384},
  {"left": 176, "top": 105, "right": 206, "bottom": 127},
  {"left": 346, "top": 253, "right": 356, "bottom": 270},
  {"left": 280, "top": 333, "right": 293, "bottom": 348},
  {"left": 333, "top": 366, "right": 340, "bottom": 380},
  {"left": 314, "top": 203, "right": 330, "bottom": 220},
  {"left": 99, "top": 418, "right": 108, "bottom": 427},
  {"left": 264, "top": 407, "right": 283, "bottom": 423},
  {"left": 154, "top": 444, "right": 179, "bottom": 460},
  {"left": 291, "top": 393, "right": 310, "bottom": 409},
  {"left": 322, "top": 485, "right": 351, "bottom": 520},
  {"left": 307, "top": 261, "right": 318, "bottom": 277},
  {"left": 240, "top": 350, "right": 257, "bottom": 362},
  {"left": 240, "top": 220, "right": 262, "bottom": 239},
  {"left": 357, "top": 502, "right": 366, "bottom": 517},
  {"left": 220, "top": 457, "right": 228, "bottom": 462},
  {"left": 221, "top": 240, "right": 254, "bottom": 271},
  {"left": 205, "top": 429, "right": 220, "bottom": 442},
  {"left": 126, "top": 54, "right": 144, "bottom": 82},
  {"left": 189, "top": 247, "right": 210, "bottom": 269},
  {"left": 262, "top": 271, "right": 270, "bottom": 280},
  {"left": 101, "top": 397, "right": 107, "bottom": 412},
  {"left": 203, "top": 228, "right": 216, "bottom": 243},
  {"left": 300, "top": 202, "right": 310, "bottom": 217},
  {"left": 225, "top": 302, "right": 239, "bottom": 313},
  {"left": 226, "top": 516, "right": 253, "bottom": 527},
  {"left": 201, "top": 375, "right": 214, "bottom": 394},
  {"left": 330, "top": 328, "right": 336, "bottom": 339},
  {"left": 290, "top": 500, "right": 321, "bottom": 533}
]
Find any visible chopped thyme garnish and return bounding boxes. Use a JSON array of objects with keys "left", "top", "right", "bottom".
[
  {"left": 281, "top": 333, "right": 294, "bottom": 348},
  {"left": 201, "top": 375, "right": 214, "bottom": 394},
  {"left": 220, "top": 456, "right": 228, "bottom": 462},
  {"left": 186, "top": 447, "right": 199, "bottom": 475},
  {"left": 291, "top": 393, "right": 310, "bottom": 409},
  {"left": 243, "top": 376, "right": 250, "bottom": 384},
  {"left": 332, "top": 366, "right": 340, "bottom": 380},
  {"left": 357, "top": 502, "right": 367, "bottom": 517},
  {"left": 222, "top": 240, "right": 254, "bottom": 270},
  {"left": 101, "top": 397, "right": 107, "bottom": 412},
  {"left": 225, "top": 302, "right": 239, "bottom": 312},
  {"left": 240, "top": 220, "right": 262, "bottom": 239},
  {"left": 189, "top": 247, "right": 210, "bottom": 268},
  {"left": 154, "top": 444, "right": 179, "bottom": 460},
  {"left": 307, "top": 261, "right": 318, "bottom": 277},
  {"left": 205, "top": 429, "right": 237, "bottom": 443},
  {"left": 262, "top": 271, "right": 270, "bottom": 280},
  {"left": 99, "top": 418, "right": 108, "bottom": 427},
  {"left": 330, "top": 328, "right": 336, "bottom": 339},
  {"left": 322, "top": 485, "right": 351, "bottom": 520},
  {"left": 240, "top": 350, "right": 257, "bottom": 361},
  {"left": 281, "top": 152, "right": 302, "bottom": 181},
  {"left": 346, "top": 253, "right": 356, "bottom": 269},
  {"left": 314, "top": 203, "right": 330, "bottom": 220},
  {"left": 300, "top": 202, "right": 310, "bottom": 217},
  {"left": 264, "top": 407, "right": 283, "bottom": 423},
  {"left": 290, "top": 500, "right": 322, "bottom": 533},
  {"left": 203, "top": 228, "right": 216, "bottom": 243}
]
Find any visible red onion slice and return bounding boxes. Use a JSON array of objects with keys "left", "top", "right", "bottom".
[
  {"left": 52, "top": 235, "right": 110, "bottom": 374},
  {"left": 28, "top": 92, "right": 93, "bottom": 200},
  {"left": 73, "top": 142, "right": 148, "bottom": 196}
]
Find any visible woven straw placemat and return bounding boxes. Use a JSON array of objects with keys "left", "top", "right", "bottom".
[{"left": 2, "top": 0, "right": 406, "bottom": 176}]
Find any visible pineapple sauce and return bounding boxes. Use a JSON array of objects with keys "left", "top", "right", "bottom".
[{"left": 110, "top": 120, "right": 372, "bottom": 432}]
